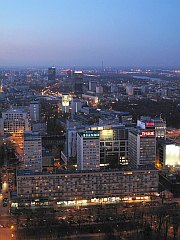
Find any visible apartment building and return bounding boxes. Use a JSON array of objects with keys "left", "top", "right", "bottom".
[{"left": 16, "top": 167, "right": 158, "bottom": 206}]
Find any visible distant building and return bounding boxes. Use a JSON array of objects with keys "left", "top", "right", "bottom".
[
  {"left": 32, "top": 122, "right": 47, "bottom": 136},
  {"left": 0, "top": 79, "right": 5, "bottom": 100},
  {"left": 96, "top": 85, "right": 103, "bottom": 94},
  {"left": 133, "top": 87, "right": 141, "bottom": 95},
  {"left": 99, "top": 110, "right": 133, "bottom": 125},
  {"left": 71, "top": 99, "right": 86, "bottom": 116},
  {"left": 99, "top": 116, "right": 119, "bottom": 125},
  {"left": 42, "top": 149, "right": 53, "bottom": 168},
  {"left": 89, "top": 80, "right": 99, "bottom": 92},
  {"left": 30, "top": 100, "right": 40, "bottom": 122},
  {"left": 61, "top": 94, "right": 72, "bottom": 113},
  {"left": 82, "top": 94, "right": 98, "bottom": 106},
  {"left": 126, "top": 85, "right": 133, "bottom": 96},
  {"left": 0, "top": 108, "right": 30, "bottom": 136},
  {"left": 73, "top": 71, "right": 83, "bottom": 95},
  {"left": 23, "top": 131, "right": 42, "bottom": 172},
  {"left": 77, "top": 131, "right": 100, "bottom": 170},
  {"left": 48, "top": 66, "right": 56, "bottom": 81}
]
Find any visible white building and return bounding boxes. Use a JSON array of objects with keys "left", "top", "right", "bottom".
[
  {"left": 0, "top": 108, "right": 30, "bottom": 136},
  {"left": 158, "top": 139, "right": 180, "bottom": 168},
  {"left": 23, "top": 131, "right": 42, "bottom": 172},
  {"left": 77, "top": 131, "right": 100, "bottom": 170}
]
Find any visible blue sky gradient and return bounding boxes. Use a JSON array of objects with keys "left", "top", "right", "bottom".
[{"left": 0, "top": 0, "right": 180, "bottom": 67}]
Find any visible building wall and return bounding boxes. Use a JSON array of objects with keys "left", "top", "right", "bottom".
[
  {"left": 67, "top": 124, "right": 129, "bottom": 166},
  {"left": 23, "top": 131, "right": 42, "bottom": 172},
  {"left": 129, "top": 129, "right": 156, "bottom": 167},
  {"left": 0, "top": 109, "right": 30, "bottom": 136},
  {"left": 30, "top": 101, "right": 40, "bottom": 122},
  {"left": 77, "top": 132, "right": 100, "bottom": 170},
  {"left": 16, "top": 168, "right": 159, "bottom": 201}
]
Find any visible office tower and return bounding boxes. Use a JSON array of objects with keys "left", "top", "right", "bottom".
[
  {"left": 99, "top": 125, "right": 129, "bottom": 166},
  {"left": 0, "top": 108, "right": 30, "bottom": 136},
  {"left": 73, "top": 71, "right": 83, "bottom": 95},
  {"left": 128, "top": 128, "right": 156, "bottom": 168},
  {"left": 23, "top": 131, "right": 42, "bottom": 172},
  {"left": 30, "top": 100, "right": 40, "bottom": 122},
  {"left": 66, "top": 123, "right": 129, "bottom": 167},
  {"left": 48, "top": 66, "right": 56, "bottom": 81},
  {"left": 77, "top": 131, "right": 100, "bottom": 170}
]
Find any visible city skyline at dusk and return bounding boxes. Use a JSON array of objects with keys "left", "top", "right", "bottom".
[{"left": 1, "top": 0, "right": 180, "bottom": 67}]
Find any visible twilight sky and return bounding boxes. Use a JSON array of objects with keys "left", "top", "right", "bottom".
[{"left": 0, "top": 0, "right": 180, "bottom": 67}]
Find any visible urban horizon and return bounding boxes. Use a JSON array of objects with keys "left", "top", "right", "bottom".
[{"left": 0, "top": 1, "right": 179, "bottom": 239}]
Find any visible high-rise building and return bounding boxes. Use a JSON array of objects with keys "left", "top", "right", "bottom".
[
  {"left": 48, "top": 66, "right": 56, "bottom": 81},
  {"left": 0, "top": 108, "right": 30, "bottom": 136},
  {"left": 77, "top": 131, "right": 100, "bottom": 170},
  {"left": 73, "top": 71, "right": 83, "bottom": 95},
  {"left": 23, "top": 131, "right": 42, "bottom": 172},
  {"left": 66, "top": 123, "right": 129, "bottom": 167},
  {"left": 30, "top": 100, "right": 40, "bottom": 122},
  {"left": 128, "top": 128, "right": 156, "bottom": 168},
  {"left": 0, "top": 80, "right": 5, "bottom": 100}
]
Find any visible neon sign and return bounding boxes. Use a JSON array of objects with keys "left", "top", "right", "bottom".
[
  {"left": 83, "top": 133, "right": 100, "bottom": 138},
  {"left": 140, "top": 131, "right": 155, "bottom": 137},
  {"left": 145, "top": 122, "right": 155, "bottom": 127}
]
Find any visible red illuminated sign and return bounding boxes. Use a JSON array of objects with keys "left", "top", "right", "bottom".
[
  {"left": 145, "top": 122, "right": 155, "bottom": 127},
  {"left": 140, "top": 131, "right": 155, "bottom": 137}
]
